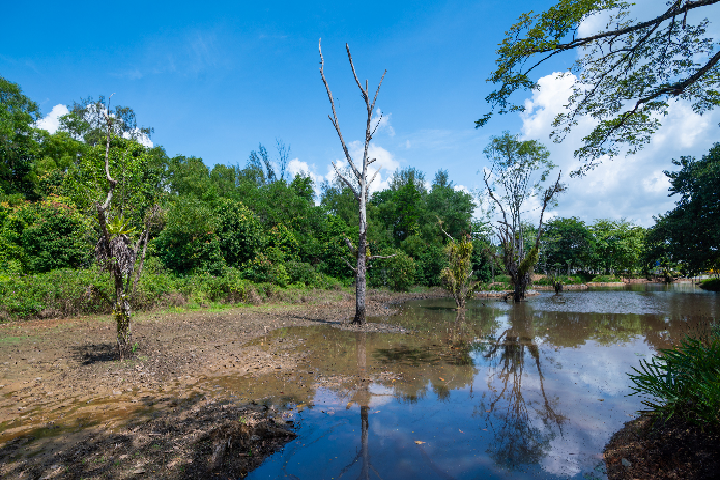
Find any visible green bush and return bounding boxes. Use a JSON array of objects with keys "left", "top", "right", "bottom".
[
  {"left": 629, "top": 326, "right": 720, "bottom": 426},
  {"left": 0, "top": 197, "right": 92, "bottom": 274},
  {"left": 533, "top": 275, "right": 584, "bottom": 286},
  {"left": 590, "top": 274, "right": 623, "bottom": 282},
  {"left": 699, "top": 278, "right": 720, "bottom": 291},
  {"left": 368, "top": 250, "right": 417, "bottom": 292},
  {"left": 0, "top": 269, "right": 112, "bottom": 319}
]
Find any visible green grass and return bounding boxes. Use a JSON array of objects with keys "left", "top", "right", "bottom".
[
  {"left": 699, "top": 278, "right": 720, "bottom": 291},
  {"left": 0, "top": 267, "right": 350, "bottom": 322},
  {"left": 629, "top": 325, "right": 720, "bottom": 426},
  {"left": 532, "top": 275, "right": 585, "bottom": 286}
]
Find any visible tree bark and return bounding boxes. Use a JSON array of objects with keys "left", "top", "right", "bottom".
[{"left": 354, "top": 231, "right": 367, "bottom": 325}]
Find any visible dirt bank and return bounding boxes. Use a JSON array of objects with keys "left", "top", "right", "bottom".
[
  {"left": 0, "top": 289, "right": 444, "bottom": 479},
  {"left": 604, "top": 414, "right": 720, "bottom": 480}
]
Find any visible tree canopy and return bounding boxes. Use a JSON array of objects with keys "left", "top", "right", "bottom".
[
  {"left": 646, "top": 142, "right": 720, "bottom": 275},
  {"left": 478, "top": 0, "right": 720, "bottom": 174}
]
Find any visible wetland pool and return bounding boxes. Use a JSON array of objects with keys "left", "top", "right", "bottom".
[{"left": 240, "top": 284, "right": 718, "bottom": 480}]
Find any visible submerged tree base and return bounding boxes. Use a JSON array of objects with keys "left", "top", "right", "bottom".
[{"left": 604, "top": 413, "right": 720, "bottom": 480}]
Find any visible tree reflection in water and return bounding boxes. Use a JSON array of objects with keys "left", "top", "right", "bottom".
[
  {"left": 478, "top": 303, "right": 565, "bottom": 471},
  {"left": 337, "top": 331, "right": 381, "bottom": 480}
]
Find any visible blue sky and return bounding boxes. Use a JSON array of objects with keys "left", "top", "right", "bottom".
[{"left": 3, "top": 0, "right": 719, "bottom": 226}]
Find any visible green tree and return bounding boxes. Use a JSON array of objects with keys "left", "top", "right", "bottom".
[
  {"left": 590, "top": 219, "right": 645, "bottom": 274},
  {"left": 540, "top": 217, "right": 594, "bottom": 273},
  {"left": 645, "top": 143, "right": 720, "bottom": 276},
  {"left": 483, "top": 132, "right": 564, "bottom": 301},
  {"left": 425, "top": 169, "right": 475, "bottom": 241},
  {"left": 478, "top": 0, "right": 720, "bottom": 173},
  {"left": 0, "top": 76, "right": 41, "bottom": 200}
]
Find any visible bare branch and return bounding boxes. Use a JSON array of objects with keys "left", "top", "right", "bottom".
[
  {"left": 368, "top": 254, "right": 397, "bottom": 260},
  {"left": 343, "top": 257, "right": 358, "bottom": 274},
  {"left": 332, "top": 161, "right": 360, "bottom": 198},
  {"left": 365, "top": 166, "right": 382, "bottom": 196},
  {"left": 319, "top": 39, "right": 361, "bottom": 177},
  {"left": 534, "top": 171, "right": 564, "bottom": 249},
  {"left": 346, "top": 43, "right": 369, "bottom": 103},
  {"left": 371, "top": 71, "right": 387, "bottom": 112},
  {"left": 344, "top": 237, "right": 358, "bottom": 256},
  {"left": 437, "top": 217, "right": 454, "bottom": 241}
]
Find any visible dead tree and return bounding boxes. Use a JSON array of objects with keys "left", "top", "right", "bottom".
[{"left": 319, "top": 39, "right": 393, "bottom": 325}]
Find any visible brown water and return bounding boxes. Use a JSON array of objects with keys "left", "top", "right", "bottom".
[{"left": 240, "top": 283, "right": 718, "bottom": 480}]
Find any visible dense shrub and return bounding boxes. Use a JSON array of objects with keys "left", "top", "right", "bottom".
[
  {"left": 629, "top": 326, "right": 720, "bottom": 426},
  {"left": 368, "top": 250, "right": 417, "bottom": 292},
  {"left": 590, "top": 274, "right": 623, "bottom": 282},
  {"left": 0, "top": 269, "right": 112, "bottom": 319},
  {"left": 0, "top": 197, "right": 92, "bottom": 274},
  {"left": 533, "top": 275, "right": 585, "bottom": 286},
  {"left": 699, "top": 278, "right": 720, "bottom": 291}
]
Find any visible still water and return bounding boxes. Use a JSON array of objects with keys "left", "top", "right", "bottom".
[{"left": 241, "top": 284, "right": 718, "bottom": 480}]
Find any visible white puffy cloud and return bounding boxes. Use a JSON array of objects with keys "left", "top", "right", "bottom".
[
  {"left": 36, "top": 103, "right": 153, "bottom": 148},
  {"left": 123, "top": 129, "right": 154, "bottom": 148},
  {"left": 287, "top": 158, "right": 329, "bottom": 202},
  {"left": 371, "top": 109, "right": 395, "bottom": 137},
  {"left": 35, "top": 104, "right": 69, "bottom": 134},
  {"left": 518, "top": 72, "right": 720, "bottom": 227},
  {"left": 346, "top": 140, "right": 400, "bottom": 193}
]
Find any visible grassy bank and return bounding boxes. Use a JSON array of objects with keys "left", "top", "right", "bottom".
[
  {"left": 0, "top": 265, "right": 349, "bottom": 321},
  {"left": 700, "top": 278, "right": 720, "bottom": 291}
]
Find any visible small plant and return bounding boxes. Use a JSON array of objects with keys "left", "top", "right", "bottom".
[
  {"left": 131, "top": 342, "right": 139, "bottom": 354},
  {"left": 629, "top": 325, "right": 720, "bottom": 426}
]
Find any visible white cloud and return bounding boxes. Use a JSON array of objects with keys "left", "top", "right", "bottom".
[
  {"left": 36, "top": 103, "right": 153, "bottom": 148},
  {"left": 35, "top": 104, "right": 69, "bottom": 134},
  {"left": 517, "top": 72, "right": 720, "bottom": 227},
  {"left": 287, "top": 158, "right": 328, "bottom": 201},
  {"left": 123, "top": 129, "right": 154, "bottom": 148},
  {"left": 371, "top": 109, "right": 395, "bottom": 137},
  {"left": 453, "top": 184, "right": 470, "bottom": 194},
  {"left": 346, "top": 140, "right": 400, "bottom": 193}
]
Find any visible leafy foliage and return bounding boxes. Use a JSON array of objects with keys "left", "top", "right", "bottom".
[
  {"left": 645, "top": 143, "right": 720, "bottom": 276},
  {"left": 441, "top": 234, "right": 475, "bottom": 308},
  {"left": 479, "top": 0, "right": 720, "bottom": 173},
  {"left": 629, "top": 326, "right": 720, "bottom": 426}
]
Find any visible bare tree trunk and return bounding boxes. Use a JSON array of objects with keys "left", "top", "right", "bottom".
[
  {"left": 355, "top": 231, "right": 367, "bottom": 324},
  {"left": 319, "top": 39, "right": 391, "bottom": 326}
]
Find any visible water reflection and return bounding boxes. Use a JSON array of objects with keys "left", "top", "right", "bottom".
[
  {"left": 480, "top": 304, "right": 565, "bottom": 471},
  {"left": 243, "top": 285, "right": 717, "bottom": 480}
]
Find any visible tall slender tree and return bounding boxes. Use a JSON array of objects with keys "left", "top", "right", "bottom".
[{"left": 319, "top": 39, "right": 393, "bottom": 325}]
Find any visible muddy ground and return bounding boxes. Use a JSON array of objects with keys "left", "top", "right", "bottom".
[
  {"left": 0, "top": 289, "right": 441, "bottom": 480},
  {"left": 604, "top": 414, "right": 720, "bottom": 480}
]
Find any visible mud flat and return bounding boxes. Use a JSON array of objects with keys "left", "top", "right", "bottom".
[{"left": 0, "top": 289, "right": 443, "bottom": 479}]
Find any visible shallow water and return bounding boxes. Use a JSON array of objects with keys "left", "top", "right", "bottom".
[{"left": 243, "top": 284, "right": 718, "bottom": 480}]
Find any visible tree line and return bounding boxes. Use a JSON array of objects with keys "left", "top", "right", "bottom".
[{"left": 1, "top": 73, "right": 717, "bottom": 311}]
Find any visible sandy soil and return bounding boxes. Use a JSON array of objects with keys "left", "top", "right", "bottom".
[{"left": 0, "top": 289, "right": 442, "bottom": 479}]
